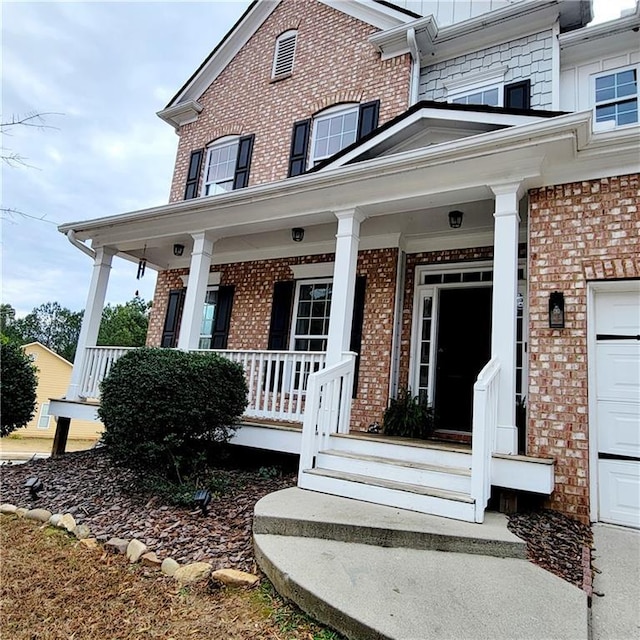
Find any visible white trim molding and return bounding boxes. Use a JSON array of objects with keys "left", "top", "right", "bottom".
[
  {"left": 291, "top": 262, "right": 335, "bottom": 280},
  {"left": 179, "top": 271, "right": 221, "bottom": 288}
]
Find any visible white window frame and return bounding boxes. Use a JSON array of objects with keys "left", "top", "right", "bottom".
[
  {"left": 201, "top": 136, "right": 239, "bottom": 196},
  {"left": 444, "top": 67, "right": 508, "bottom": 108},
  {"left": 198, "top": 286, "right": 219, "bottom": 350},
  {"left": 592, "top": 65, "right": 639, "bottom": 131},
  {"left": 289, "top": 278, "right": 333, "bottom": 352},
  {"left": 272, "top": 30, "right": 297, "bottom": 79},
  {"left": 37, "top": 402, "right": 51, "bottom": 429},
  {"left": 448, "top": 84, "right": 503, "bottom": 107},
  {"left": 309, "top": 104, "right": 359, "bottom": 167}
]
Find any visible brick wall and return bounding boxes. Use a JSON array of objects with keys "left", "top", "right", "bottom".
[
  {"left": 169, "top": 0, "right": 411, "bottom": 202},
  {"left": 147, "top": 248, "right": 399, "bottom": 430},
  {"left": 528, "top": 174, "right": 640, "bottom": 522},
  {"left": 419, "top": 30, "right": 554, "bottom": 109}
]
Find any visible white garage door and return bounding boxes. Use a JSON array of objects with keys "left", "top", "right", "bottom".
[{"left": 595, "top": 289, "right": 640, "bottom": 529}]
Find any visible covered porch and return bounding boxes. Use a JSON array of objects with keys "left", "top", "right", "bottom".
[{"left": 53, "top": 109, "right": 598, "bottom": 522}]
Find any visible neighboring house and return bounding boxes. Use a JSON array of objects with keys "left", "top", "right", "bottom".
[
  {"left": 53, "top": 0, "right": 639, "bottom": 529},
  {"left": 19, "top": 342, "right": 102, "bottom": 441}
]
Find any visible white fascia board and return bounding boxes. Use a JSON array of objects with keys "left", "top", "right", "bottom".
[
  {"left": 559, "top": 7, "right": 640, "bottom": 50},
  {"left": 168, "top": 1, "right": 281, "bottom": 108},
  {"left": 60, "top": 111, "right": 618, "bottom": 246},
  {"left": 369, "top": 15, "right": 437, "bottom": 58},
  {"left": 318, "top": 107, "right": 551, "bottom": 170},
  {"left": 319, "top": 0, "right": 414, "bottom": 30},
  {"left": 156, "top": 100, "right": 203, "bottom": 131}
]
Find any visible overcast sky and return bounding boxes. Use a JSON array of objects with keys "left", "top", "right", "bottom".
[{"left": 1, "top": 0, "right": 636, "bottom": 317}]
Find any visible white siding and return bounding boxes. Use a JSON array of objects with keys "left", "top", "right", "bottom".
[
  {"left": 394, "top": 0, "right": 523, "bottom": 25},
  {"left": 560, "top": 50, "right": 640, "bottom": 112},
  {"left": 419, "top": 30, "right": 554, "bottom": 109}
]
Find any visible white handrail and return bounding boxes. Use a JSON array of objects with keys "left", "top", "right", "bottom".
[
  {"left": 470, "top": 356, "right": 500, "bottom": 523},
  {"left": 298, "top": 352, "right": 356, "bottom": 479}
]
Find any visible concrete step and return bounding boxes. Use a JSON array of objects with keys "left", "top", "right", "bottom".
[
  {"left": 254, "top": 532, "right": 587, "bottom": 640},
  {"left": 329, "top": 432, "right": 471, "bottom": 469},
  {"left": 316, "top": 448, "right": 472, "bottom": 493},
  {"left": 254, "top": 487, "right": 526, "bottom": 559},
  {"left": 299, "top": 467, "right": 477, "bottom": 522}
]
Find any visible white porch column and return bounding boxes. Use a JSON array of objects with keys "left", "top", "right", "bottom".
[
  {"left": 67, "top": 246, "right": 117, "bottom": 400},
  {"left": 490, "top": 182, "right": 524, "bottom": 454},
  {"left": 326, "top": 209, "right": 365, "bottom": 366},
  {"left": 177, "top": 232, "right": 215, "bottom": 351}
]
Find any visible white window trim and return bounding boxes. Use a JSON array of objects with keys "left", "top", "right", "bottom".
[
  {"left": 448, "top": 83, "right": 503, "bottom": 107},
  {"left": 444, "top": 66, "right": 508, "bottom": 106},
  {"left": 592, "top": 65, "right": 639, "bottom": 132},
  {"left": 290, "top": 262, "right": 335, "bottom": 280},
  {"left": 309, "top": 103, "right": 359, "bottom": 168},
  {"left": 289, "top": 278, "right": 333, "bottom": 351},
  {"left": 201, "top": 135, "right": 240, "bottom": 197},
  {"left": 272, "top": 30, "right": 297, "bottom": 79},
  {"left": 37, "top": 402, "right": 51, "bottom": 429},
  {"left": 199, "top": 285, "right": 220, "bottom": 350}
]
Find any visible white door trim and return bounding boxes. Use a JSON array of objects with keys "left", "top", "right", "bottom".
[{"left": 587, "top": 279, "right": 640, "bottom": 523}]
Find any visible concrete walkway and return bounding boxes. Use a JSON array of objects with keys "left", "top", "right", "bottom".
[
  {"left": 254, "top": 488, "right": 587, "bottom": 640},
  {"left": 591, "top": 524, "right": 640, "bottom": 640}
]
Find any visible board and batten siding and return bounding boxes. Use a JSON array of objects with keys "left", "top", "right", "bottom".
[
  {"left": 17, "top": 343, "right": 103, "bottom": 441},
  {"left": 419, "top": 30, "right": 554, "bottom": 110},
  {"left": 392, "top": 0, "right": 523, "bottom": 26},
  {"left": 559, "top": 50, "right": 640, "bottom": 113}
]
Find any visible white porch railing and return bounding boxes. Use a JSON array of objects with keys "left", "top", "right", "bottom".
[
  {"left": 78, "top": 346, "right": 326, "bottom": 423},
  {"left": 79, "top": 346, "right": 137, "bottom": 399},
  {"left": 470, "top": 356, "right": 500, "bottom": 523},
  {"left": 298, "top": 353, "right": 356, "bottom": 478},
  {"left": 195, "top": 349, "right": 326, "bottom": 422}
]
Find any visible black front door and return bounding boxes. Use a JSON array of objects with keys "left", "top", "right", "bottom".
[{"left": 434, "top": 287, "right": 492, "bottom": 432}]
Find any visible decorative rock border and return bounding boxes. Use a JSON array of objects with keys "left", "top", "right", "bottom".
[{"left": 0, "top": 502, "right": 259, "bottom": 588}]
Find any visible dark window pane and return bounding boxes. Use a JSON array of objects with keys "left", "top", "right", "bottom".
[{"left": 462, "top": 271, "right": 482, "bottom": 282}]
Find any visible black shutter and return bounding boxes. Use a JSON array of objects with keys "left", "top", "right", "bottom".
[
  {"left": 211, "top": 285, "right": 234, "bottom": 349},
  {"left": 232, "top": 134, "right": 255, "bottom": 190},
  {"left": 357, "top": 101, "right": 380, "bottom": 140},
  {"left": 288, "top": 118, "right": 311, "bottom": 177},
  {"left": 161, "top": 289, "right": 185, "bottom": 348},
  {"left": 268, "top": 281, "right": 295, "bottom": 350},
  {"left": 504, "top": 80, "right": 531, "bottom": 110},
  {"left": 184, "top": 149, "right": 204, "bottom": 200},
  {"left": 349, "top": 276, "right": 367, "bottom": 398}
]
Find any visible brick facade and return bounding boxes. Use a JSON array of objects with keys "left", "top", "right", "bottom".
[
  {"left": 169, "top": 0, "right": 411, "bottom": 202},
  {"left": 419, "top": 30, "right": 554, "bottom": 109},
  {"left": 147, "top": 248, "right": 399, "bottom": 431},
  {"left": 528, "top": 174, "right": 640, "bottom": 522}
]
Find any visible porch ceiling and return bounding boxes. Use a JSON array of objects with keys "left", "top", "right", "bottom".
[{"left": 58, "top": 111, "right": 639, "bottom": 270}]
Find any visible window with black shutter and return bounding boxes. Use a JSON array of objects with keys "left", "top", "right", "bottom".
[
  {"left": 210, "top": 285, "right": 234, "bottom": 349},
  {"left": 504, "top": 80, "right": 531, "bottom": 110},
  {"left": 161, "top": 289, "right": 185, "bottom": 347},
  {"left": 288, "top": 119, "right": 311, "bottom": 177},
  {"left": 232, "top": 134, "right": 255, "bottom": 190},
  {"left": 184, "top": 149, "right": 204, "bottom": 200},
  {"left": 349, "top": 276, "right": 367, "bottom": 397},
  {"left": 357, "top": 101, "right": 380, "bottom": 140}
]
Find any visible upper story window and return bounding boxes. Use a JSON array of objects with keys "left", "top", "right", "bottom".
[
  {"left": 288, "top": 100, "right": 380, "bottom": 176},
  {"left": 272, "top": 30, "right": 297, "bottom": 79},
  {"left": 184, "top": 133, "right": 254, "bottom": 200},
  {"left": 450, "top": 86, "right": 501, "bottom": 107},
  {"left": 310, "top": 104, "right": 359, "bottom": 166},
  {"left": 203, "top": 137, "right": 240, "bottom": 196},
  {"left": 594, "top": 67, "right": 638, "bottom": 128}
]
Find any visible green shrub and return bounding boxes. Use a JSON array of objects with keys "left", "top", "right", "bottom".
[
  {"left": 98, "top": 348, "right": 248, "bottom": 482},
  {"left": 1, "top": 341, "right": 38, "bottom": 437},
  {"left": 382, "top": 388, "right": 434, "bottom": 440}
]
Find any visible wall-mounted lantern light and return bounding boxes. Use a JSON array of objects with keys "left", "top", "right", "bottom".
[
  {"left": 291, "top": 227, "right": 305, "bottom": 242},
  {"left": 549, "top": 291, "right": 565, "bottom": 329},
  {"left": 448, "top": 210, "right": 464, "bottom": 229},
  {"left": 173, "top": 243, "right": 185, "bottom": 257}
]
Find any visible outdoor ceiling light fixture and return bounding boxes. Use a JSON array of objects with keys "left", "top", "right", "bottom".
[
  {"left": 193, "top": 489, "right": 212, "bottom": 516},
  {"left": 25, "top": 477, "right": 43, "bottom": 500},
  {"left": 173, "top": 243, "right": 185, "bottom": 257},
  {"left": 291, "top": 227, "right": 305, "bottom": 242},
  {"left": 448, "top": 210, "right": 464, "bottom": 229},
  {"left": 549, "top": 291, "right": 565, "bottom": 329}
]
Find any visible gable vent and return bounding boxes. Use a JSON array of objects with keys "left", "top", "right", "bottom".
[{"left": 272, "top": 30, "right": 297, "bottom": 78}]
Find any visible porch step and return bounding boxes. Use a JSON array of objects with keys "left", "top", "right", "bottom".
[
  {"left": 316, "top": 449, "right": 471, "bottom": 493},
  {"left": 254, "top": 487, "right": 526, "bottom": 559},
  {"left": 300, "top": 467, "right": 477, "bottom": 522},
  {"left": 329, "top": 432, "right": 472, "bottom": 469}
]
